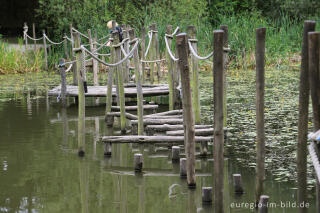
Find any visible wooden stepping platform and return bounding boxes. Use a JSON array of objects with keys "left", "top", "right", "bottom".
[
  {"left": 48, "top": 84, "right": 170, "bottom": 98},
  {"left": 101, "top": 135, "right": 213, "bottom": 143}
]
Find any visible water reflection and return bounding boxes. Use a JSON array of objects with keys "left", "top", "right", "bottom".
[{"left": 0, "top": 97, "right": 317, "bottom": 212}]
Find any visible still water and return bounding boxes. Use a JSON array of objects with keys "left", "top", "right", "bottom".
[{"left": 0, "top": 96, "right": 316, "bottom": 212}]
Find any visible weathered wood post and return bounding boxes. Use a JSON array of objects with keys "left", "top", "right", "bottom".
[
  {"left": 134, "top": 153, "right": 143, "bottom": 172},
  {"left": 104, "top": 143, "right": 112, "bottom": 156},
  {"left": 69, "top": 24, "right": 77, "bottom": 86},
  {"left": 171, "top": 146, "right": 180, "bottom": 162},
  {"left": 308, "top": 31, "right": 320, "bottom": 212},
  {"left": 32, "top": 23, "right": 36, "bottom": 51},
  {"left": 149, "top": 24, "right": 155, "bottom": 84},
  {"left": 258, "top": 195, "right": 269, "bottom": 213},
  {"left": 59, "top": 58, "right": 67, "bottom": 108},
  {"left": 129, "top": 29, "right": 144, "bottom": 135},
  {"left": 141, "top": 26, "right": 146, "bottom": 83},
  {"left": 180, "top": 158, "right": 187, "bottom": 178},
  {"left": 88, "top": 29, "right": 99, "bottom": 103},
  {"left": 114, "top": 30, "right": 127, "bottom": 134},
  {"left": 176, "top": 32, "right": 196, "bottom": 188},
  {"left": 297, "top": 20, "right": 316, "bottom": 213},
  {"left": 202, "top": 187, "right": 213, "bottom": 204},
  {"left": 213, "top": 30, "right": 225, "bottom": 213},
  {"left": 42, "top": 29, "right": 48, "bottom": 71},
  {"left": 220, "top": 25, "right": 228, "bottom": 127},
  {"left": 105, "top": 32, "right": 116, "bottom": 127},
  {"left": 233, "top": 174, "right": 244, "bottom": 194},
  {"left": 255, "top": 27, "right": 266, "bottom": 204},
  {"left": 174, "top": 29, "right": 181, "bottom": 107},
  {"left": 23, "top": 23, "right": 28, "bottom": 51},
  {"left": 154, "top": 23, "right": 161, "bottom": 82},
  {"left": 74, "top": 32, "right": 86, "bottom": 156},
  {"left": 122, "top": 25, "right": 130, "bottom": 83},
  {"left": 166, "top": 25, "right": 176, "bottom": 111}
]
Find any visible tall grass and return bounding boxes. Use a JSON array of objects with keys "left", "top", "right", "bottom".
[{"left": 0, "top": 39, "right": 44, "bottom": 74}]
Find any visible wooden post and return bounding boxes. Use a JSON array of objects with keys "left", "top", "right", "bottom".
[
  {"left": 123, "top": 25, "right": 130, "bottom": 83},
  {"left": 149, "top": 24, "right": 155, "bottom": 84},
  {"left": 63, "top": 33, "right": 69, "bottom": 59},
  {"left": 309, "top": 31, "right": 320, "bottom": 213},
  {"left": 104, "top": 143, "right": 112, "bottom": 156},
  {"left": 105, "top": 32, "right": 116, "bottom": 126},
  {"left": 154, "top": 23, "right": 161, "bottom": 82},
  {"left": 74, "top": 32, "right": 86, "bottom": 156},
  {"left": 176, "top": 33, "right": 196, "bottom": 188},
  {"left": 202, "top": 187, "right": 212, "bottom": 204},
  {"left": 297, "top": 20, "right": 316, "bottom": 213},
  {"left": 88, "top": 29, "right": 99, "bottom": 104},
  {"left": 213, "top": 30, "right": 225, "bottom": 213},
  {"left": 187, "top": 26, "right": 200, "bottom": 124},
  {"left": 166, "top": 25, "right": 175, "bottom": 111},
  {"left": 174, "top": 29, "right": 181, "bottom": 107},
  {"left": 42, "top": 29, "right": 48, "bottom": 71},
  {"left": 32, "top": 23, "right": 36, "bottom": 52},
  {"left": 255, "top": 27, "right": 266, "bottom": 204},
  {"left": 134, "top": 153, "right": 143, "bottom": 172},
  {"left": 258, "top": 195, "right": 269, "bottom": 213},
  {"left": 59, "top": 58, "right": 67, "bottom": 108},
  {"left": 114, "top": 30, "right": 127, "bottom": 134},
  {"left": 172, "top": 146, "right": 180, "bottom": 162},
  {"left": 129, "top": 29, "right": 144, "bottom": 135},
  {"left": 180, "top": 158, "right": 187, "bottom": 178},
  {"left": 72, "top": 56, "right": 78, "bottom": 86},
  {"left": 220, "top": 25, "right": 228, "bottom": 127},
  {"left": 233, "top": 174, "right": 244, "bottom": 194},
  {"left": 141, "top": 26, "right": 146, "bottom": 83}
]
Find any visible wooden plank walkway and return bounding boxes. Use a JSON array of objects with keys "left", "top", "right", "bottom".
[{"left": 48, "top": 84, "right": 170, "bottom": 98}]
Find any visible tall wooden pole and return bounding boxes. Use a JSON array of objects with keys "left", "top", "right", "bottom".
[
  {"left": 59, "top": 58, "right": 67, "bottom": 108},
  {"left": 309, "top": 31, "right": 320, "bottom": 213},
  {"left": 166, "top": 25, "right": 175, "bottom": 111},
  {"left": 297, "top": 20, "right": 316, "bottom": 213},
  {"left": 149, "top": 24, "right": 155, "bottom": 84},
  {"left": 176, "top": 33, "right": 196, "bottom": 188},
  {"left": 32, "top": 23, "right": 36, "bottom": 52},
  {"left": 220, "top": 25, "right": 228, "bottom": 127},
  {"left": 255, "top": 27, "right": 266, "bottom": 204},
  {"left": 129, "top": 29, "right": 144, "bottom": 135},
  {"left": 74, "top": 32, "right": 86, "bottom": 156},
  {"left": 141, "top": 26, "right": 146, "bottom": 83},
  {"left": 42, "top": 29, "right": 48, "bottom": 71},
  {"left": 64, "top": 33, "right": 69, "bottom": 59},
  {"left": 23, "top": 23, "right": 28, "bottom": 52},
  {"left": 213, "top": 30, "right": 225, "bottom": 213},
  {"left": 154, "top": 23, "right": 161, "bottom": 82}
]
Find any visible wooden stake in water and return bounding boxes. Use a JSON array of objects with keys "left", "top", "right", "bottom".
[
  {"left": 74, "top": 32, "right": 86, "bottom": 156},
  {"left": 141, "top": 26, "right": 146, "bottom": 83},
  {"left": 297, "top": 20, "right": 316, "bottom": 213},
  {"left": 129, "top": 29, "right": 144, "bottom": 135},
  {"left": 114, "top": 31, "right": 127, "bottom": 134},
  {"left": 59, "top": 58, "right": 67, "bottom": 108},
  {"left": 213, "top": 30, "right": 225, "bottom": 213},
  {"left": 220, "top": 25, "right": 228, "bottom": 127},
  {"left": 154, "top": 23, "right": 161, "bottom": 82},
  {"left": 166, "top": 25, "right": 175, "bottom": 111},
  {"left": 42, "top": 29, "right": 48, "bottom": 71},
  {"left": 149, "top": 24, "right": 155, "bottom": 84},
  {"left": 32, "top": 23, "right": 36, "bottom": 51},
  {"left": 255, "top": 27, "right": 266, "bottom": 204},
  {"left": 176, "top": 32, "right": 196, "bottom": 188}
]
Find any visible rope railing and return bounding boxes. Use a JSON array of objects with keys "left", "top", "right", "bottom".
[
  {"left": 72, "top": 27, "right": 89, "bottom": 39},
  {"left": 188, "top": 40, "right": 213, "bottom": 60},
  {"left": 144, "top": 31, "right": 153, "bottom": 57},
  {"left": 164, "top": 35, "right": 179, "bottom": 61},
  {"left": 44, "top": 34, "right": 65, "bottom": 45},
  {"left": 79, "top": 38, "right": 139, "bottom": 67},
  {"left": 97, "top": 35, "right": 110, "bottom": 42},
  {"left": 93, "top": 38, "right": 112, "bottom": 53},
  {"left": 24, "top": 32, "right": 43, "bottom": 41}
]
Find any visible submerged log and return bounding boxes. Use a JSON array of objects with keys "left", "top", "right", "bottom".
[{"left": 101, "top": 135, "right": 213, "bottom": 143}]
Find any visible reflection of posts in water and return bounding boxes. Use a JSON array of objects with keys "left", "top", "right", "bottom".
[
  {"left": 187, "top": 187, "right": 197, "bottom": 213},
  {"left": 79, "top": 159, "right": 89, "bottom": 213},
  {"left": 61, "top": 107, "right": 69, "bottom": 146},
  {"left": 27, "top": 89, "right": 32, "bottom": 116},
  {"left": 93, "top": 117, "right": 99, "bottom": 159}
]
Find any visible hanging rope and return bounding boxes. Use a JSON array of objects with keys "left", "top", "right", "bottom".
[
  {"left": 80, "top": 38, "right": 139, "bottom": 67},
  {"left": 188, "top": 40, "right": 213, "bottom": 60},
  {"left": 72, "top": 28, "right": 89, "bottom": 39},
  {"left": 44, "top": 34, "right": 65, "bottom": 45},
  {"left": 164, "top": 35, "right": 179, "bottom": 61},
  {"left": 144, "top": 31, "right": 153, "bottom": 57},
  {"left": 97, "top": 35, "right": 110, "bottom": 42},
  {"left": 24, "top": 32, "right": 43, "bottom": 41}
]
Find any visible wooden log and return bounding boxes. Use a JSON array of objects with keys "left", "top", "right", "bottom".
[
  {"left": 59, "top": 58, "right": 67, "bottom": 107},
  {"left": 174, "top": 28, "right": 180, "bottom": 102},
  {"left": 258, "top": 195, "right": 269, "bottom": 213},
  {"left": 187, "top": 26, "right": 200, "bottom": 125},
  {"left": 177, "top": 32, "right": 196, "bottom": 188},
  {"left": 111, "top": 104, "right": 158, "bottom": 111},
  {"left": 166, "top": 25, "right": 175, "bottom": 110},
  {"left": 154, "top": 23, "right": 161, "bottom": 82},
  {"left": 255, "top": 27, "right": 266, "bottom": 204},
  {"left": 220, "top": 25, "right": 228, "bottom": 127},
  {"left": 114, "top": 31, "right": 127, "bottom": 134},
  {"left": 213, "top": 29, "right": 225, "bottom": 213},
  {"left": 141, "top": 26, "right": 146, "bottom": 83},
  {"left": 145, "top": 115, "right": 183, "bottom": 119},
  {"left": 172, "top": 146, "right": 180, "bottom": 162},
  {"left": 166, "top": 128, "right": 214, "bottom": 136},
  {"left": 202, "top": 187, "right": 213, "bottom": 204},
  {"left": 149, "top": 24, "right": 155, "bottom": 84},
  {"left": 233, "top": 174, "right": 244, "bottom": 194},
  {"left": 131, "top": 119, "right": 183, "bottom": 126},
  {"left": 32, "top": 23, "right": 36, "bottom": 51},
  {"left": 129, "top": 28, "right": 144, "bottom": 135},
  {"left": 145, "top": 109, "right": 183, "bottom": 117},
  {"left": 101, "top": 135, "right": 212, "bottom": 143},
  {"left": 134, "top": 153, "right": 143, "bottom": 172},
  {"left": 146, "top": 124, "right": 212, "bottom": 132},
  {"left": 42, "top": 29, "right": 48, "bottom": 71},
  {"left": 74, "top": 32, "right": 85, "bottom": 156},
  {"left": 123, "top": 25, "right": 130, "bottom": 83},
  {"left": 180, "top": 158, "right": 187, "bottom": 178},
  {"left": 106, "top": 112, "right": 138, "bottom": 120}
]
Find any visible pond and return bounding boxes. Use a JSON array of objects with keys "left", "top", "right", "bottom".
[{"left": 0, "top": 93, "right": 316, "bottom": 212}]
